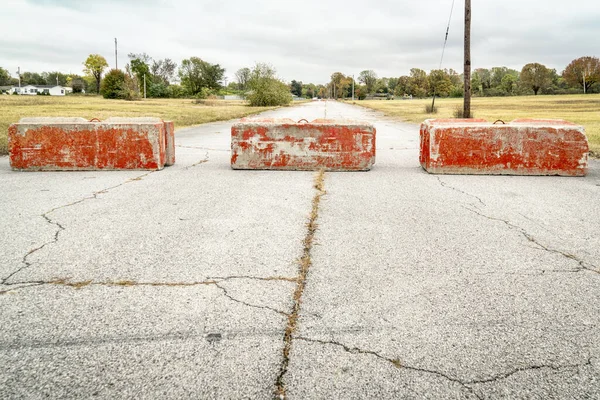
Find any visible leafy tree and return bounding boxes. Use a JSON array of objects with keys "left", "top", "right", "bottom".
[
  {"left": 151, "top": 58, "right": 177, "bottom": 85},
  {"left": 474, "top": 68, "right": 492, "bottom": 91},
  {"left": 520, "top": 63, "right": 551, "bottom": 95},
  {"left": 303, "top": 83, "right": 317, "bottom": 98},
  {"left": 387, "top": 77, "right": 399, "bottom": 93},
  {"left": 128, "top": 53, "right": 152, "bottom": 93},
  {"left": 42, "top": 71, "right": 69, "bottom": 86},
  {"left": 246, "top": 63, "right": 292, "bottom": 106},
  {"left": 500, "top": 74, "right": 517, "bottom": 95},
  {"left": 71, "top": 78, "right": 85, "bottom": 93},
  {"left": 394, "top": 76, "right": 410, "bottom": 96},
  {"left": 428, "top": 70, "right": 453, "bottom": 97},
  {"left": 408, "top": 68, "right": 429, "bottom": 97},
  {"left": 178, "top": 57, "right": 225, "bottom": 96},
  {"left": 83, "top": 54, "right": 109, "bottom": 94},
  {"left": 375, "top": 78, "right": 389, "bottom": 94},
  {"left": 330, "top": 72, "right": 351, "bottom": 98},
  {"left": 290, "top": 80, "right": 303, "bottom": 97},
  {"left": 471, "top": 72, "right": 482, "bottom": 95},
  {"left": 235, "top": 67, "right": 251, "bottom": 91},
  {"left": 562, "top": 56, "right": 600, "bottom": 93},
  {"left": 358, "top": 70, "right": 377, "bottom": 94},
  {"left": 0, "top": 67, "right": 12, "bottom": 86},
  {"left": 21, "top": 72, "right": 46, "bottom": 85}
]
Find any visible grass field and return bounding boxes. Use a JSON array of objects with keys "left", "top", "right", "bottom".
[
  {"left": 355, "top": 94, "right": 600, "bottom": 156},
  {"left": 0, "top": 96, "right": 278, "bottom": 155}
]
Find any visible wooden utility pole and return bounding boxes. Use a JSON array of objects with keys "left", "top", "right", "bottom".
[
  {"left": 463, "top": 0, "right": 471, "bottom": 118},
  {"left": 115, "top": 38, "right": 118, "bottom": 70}
]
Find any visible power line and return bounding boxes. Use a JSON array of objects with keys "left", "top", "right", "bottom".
[
  {"left": 431, "top": 0, "right": 456, "bottom": 112},
  {"left": 439, "top": 0, "right": 456, "bottom": 69}
]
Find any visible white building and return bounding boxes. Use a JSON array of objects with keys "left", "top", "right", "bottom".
[{"left": 4, "top": 85, "right": 72, "bottom": 96}]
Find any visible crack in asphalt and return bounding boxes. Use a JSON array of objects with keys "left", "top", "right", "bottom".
[
  {"left": 213, "top": 282, "right": 289, "bottom": 316},
  {"left": 0, "top": 171, "right": 157, "bottom": 285},
  {"left": 184, "top": 151, "right": 210, "bottom": 170},
  {"left": 464, "top": 206, "right": 599, "bottom": 275},
  {"left": 275, "top": 170, "right": 326, "bottom": 400},
  {"left": 296, "top": 336, "right": 480, "bottom": 399},
  {"left": 298, "top": 336, "right": 592, "bottom": 398},
  {"left": 436, "top": 176, "right": 486, "bottom": 207},
  {"left": 0, "top": 277, "right": 290, "bottom": 316}
]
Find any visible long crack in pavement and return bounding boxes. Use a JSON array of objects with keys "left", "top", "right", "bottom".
[
  {"left": 464, "top": 206, "right": 600, "bottom": 275},
  {"left": 296, "top": 336, "right": 593, "bottom": 400},
  {"left": 275, "top": 169, "right": 326, "bottom": 399}
]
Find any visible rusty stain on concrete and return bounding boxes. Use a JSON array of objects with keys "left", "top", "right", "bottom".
[
  {"left": 8, "top": 117, "right": 176, "bottom": 171},
  {"left": 419, "top": 119, "right": 588, "bottom": 176},
  {"left": 231, "top": 118, "right": 376, "bottom": 171}
]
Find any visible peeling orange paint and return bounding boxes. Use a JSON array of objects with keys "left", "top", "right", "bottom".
[
  {"left": 420, "top": 119, "right": 588, "bottom": 176},
  {"left": 8, "top": 118, "right": 175, "bottom": 171},
  {"left": 231, "top": 119, "right": 376, "bottom": 171}
]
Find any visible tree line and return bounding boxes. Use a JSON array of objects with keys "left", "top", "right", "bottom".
[
  {"left": 2, "top": 55, "right": 597, "bottom": 102},
  {"left": 309, "top": 56, "right": 599, "bottom": 100}
]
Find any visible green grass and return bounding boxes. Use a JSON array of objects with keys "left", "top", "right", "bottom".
[
  {"left": 353, "top": 94, "right": 600, "bottom": 156},
  {"left": 0, "top": 96, "right": 278, "bottom": 155}
]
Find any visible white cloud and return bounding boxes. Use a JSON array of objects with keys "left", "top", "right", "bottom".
[{"left": 3, "top": 0, "right": 599, "bottom": 83}]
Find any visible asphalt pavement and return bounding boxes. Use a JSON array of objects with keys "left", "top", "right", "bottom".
[{"left": 1, "top": 100, "right": 599, "bottom": 399}]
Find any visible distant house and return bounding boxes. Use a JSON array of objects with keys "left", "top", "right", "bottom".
[{"left": 4, "top": 85, "right": 72, "bottom": 96}]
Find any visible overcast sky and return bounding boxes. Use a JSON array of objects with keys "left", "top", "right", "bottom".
[{"left": 3, "top": 0, "right": 599, "bottom": 84}]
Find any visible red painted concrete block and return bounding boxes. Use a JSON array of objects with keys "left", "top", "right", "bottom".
[
  {"left": 9, "top": 117, "right": 176, "bottom": 171},
  {"left": 162, "top": 120, "right": 176, "bottom": 166},
  {"left": 419, "top": 119, "right": 588, "bottom": 176},
  {"left": 231, "top": 118, "right": 376, "bottom": 171}
]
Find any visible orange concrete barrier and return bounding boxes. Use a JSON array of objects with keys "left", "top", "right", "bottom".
[
  {"left": 231, "top": 118, "right": 376, "bottom": 171},
  {"left": 419, "top": 119, "right": 588, "bottom": 176},
  {"left": 9, "top": 117, "right": 175, "bottom": 171}
]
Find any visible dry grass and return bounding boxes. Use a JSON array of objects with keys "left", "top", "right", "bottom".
[
  {"left": 0, "top": 96, "right": 278, "bottom": 155},
  {"left": 355, "top": 94, "right": 600, "bottom": 155}
]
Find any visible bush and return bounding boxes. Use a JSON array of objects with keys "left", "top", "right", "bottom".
[
  {"left": 148, "top": 82, "right": 169, "bottom": 98},
  {"left": 246, "top": 63, "right": 292, "bottom": 107},
  {"left": 453, "top": 107, "right": 474, "bottom": 118},
  {"left": 100, "top": 69, "right": 137, "bottom": 100},
  {"left": 449, "top": 87, "right": 464, "bottom": 98},
  {"left": 167, "top": 84, "right": 185, "bottom": 98},
  {"left": 247, "top": 78, "right": 292, "bottom": 106},
  {"left": 424, "top": 103, "right": 438, "bottom": 114}
]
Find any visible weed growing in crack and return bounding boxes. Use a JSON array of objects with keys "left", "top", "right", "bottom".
[{"left": 275, "top": 169, "right": 326, "bottom": 399}]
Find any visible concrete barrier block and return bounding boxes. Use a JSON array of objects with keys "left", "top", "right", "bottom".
[
  {"left": 164, "top": 121, "right": 176, "bottom": 166},
  {"left": 419, "top": 119, "right": 588, "bottom": 176},
  {"left": 8, "top": 117, "right": 171, "bottom": 171},
  {"left": 231, "top": 118, "right": 376, "bottom": 171},
  {"left": 103, "top": 117, "right": 175, "bottom": 166}
]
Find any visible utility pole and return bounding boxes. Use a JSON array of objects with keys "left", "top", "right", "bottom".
[
  {"left": 463, "top": 0, "right": 471, "bottom": 118},
  {"left": 115, "top": 38, "right": 118, "bottom": 70},
  {"left": 352, "top": 75, "right": 355, "bottom": 101},
  {"left": 17, "top": 67, "right": 21, "bottom": 94},
  {"left": 144, "top": 74, "right": 146, "bottom": 99}
]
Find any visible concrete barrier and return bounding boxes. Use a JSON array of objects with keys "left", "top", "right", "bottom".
[
  {"left": 231, "top": 118, "right": 376, "bottom": 171},
  {"left": 9, "top": 117, "right": 175, "bottom": 171},
  {"left": 419, "top": 119, "right": 588, "bottom": 176}
]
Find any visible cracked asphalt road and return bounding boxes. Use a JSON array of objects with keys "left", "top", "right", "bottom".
[{"left": 1, "top": 101, "right": 599, "bottom": 399}]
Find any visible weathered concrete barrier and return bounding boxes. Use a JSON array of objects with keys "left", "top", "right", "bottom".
[
  {"left": 9, "top": 117, "right": 175, "bottom": 171},
  {"left": 419, "top": 119, "right": 588, "bottom": 176},
  {"left": 231, "top": 118, "right": 376, "bottom": 171}
]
